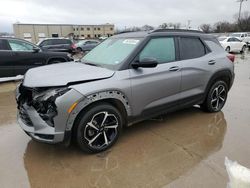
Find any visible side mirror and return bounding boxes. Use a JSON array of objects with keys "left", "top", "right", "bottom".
[
  {"left": 131, "top": 58, "right": 158, "bottom": 69},
  {"left": 32, "top": 47, "right": 40, "bottom": 53}
]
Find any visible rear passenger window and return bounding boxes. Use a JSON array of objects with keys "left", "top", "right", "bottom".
[
  {"left": 139, "top": 38, "right": 176, "bottom": 63},
  {"left": 180, "top": 37, "right": 206, "bottom": 60},
  {"left": 40, "top": 40, "right": 52, "bottom": 46},
  {"left": 63, "top": 39, "right": 72, "bottom": 44}
]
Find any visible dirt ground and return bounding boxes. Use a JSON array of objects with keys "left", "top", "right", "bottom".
[{"left": 0, "top": 51, "right": 250, "bottom": 188}]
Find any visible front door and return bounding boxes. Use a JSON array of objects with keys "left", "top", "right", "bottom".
[
  {"left": 130, "top": 37, "right": 182, "bottom": 116},
  {"left": 7, "top": 39, "right": 46, "bottom": 75}
]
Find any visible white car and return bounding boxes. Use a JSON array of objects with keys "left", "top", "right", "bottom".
[
  {"left": 219, "top": 37, "right": 247, "bottom": 53},
  {"left": 231, "top": 33, "right": 250, "bottom": 47}
]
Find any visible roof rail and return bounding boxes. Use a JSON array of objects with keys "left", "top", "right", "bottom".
[{"left": 151, "top": 29, "right": 204, "bottom": 34}]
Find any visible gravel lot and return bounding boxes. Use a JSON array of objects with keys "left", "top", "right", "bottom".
[{"left": 0, "top": 50, "right": 250, "bottom": 188}]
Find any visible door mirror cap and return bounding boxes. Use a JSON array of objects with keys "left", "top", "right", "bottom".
[
  {"left": 132, "top": 58, "right": 158, "bottom": 69},
  {"left": 32, "top": 47, "right": 40, "bottom": 53}
]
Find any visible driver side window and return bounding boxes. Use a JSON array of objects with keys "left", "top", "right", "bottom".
[
  {"left": 8, "top": 39, "right": 34, "bottom": 51},
  {"left": 139, "top": 37, "right": 176, "bottom": 64}
]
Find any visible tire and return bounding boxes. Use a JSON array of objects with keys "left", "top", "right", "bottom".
[
  {"left": 76, "top": 47, "right": 82, "bottom": 52},
  {"left": 201, "top": 80, "right": 228, "bottom": 113},
  {"left": 240, "top": 45, "right": 246, "bottom": 54},
  {"left": 75, "top": 103, "right": 123, "bottom": 153},
  {"left": 225, "top": 46, "right": 230, "bottom": 53}
]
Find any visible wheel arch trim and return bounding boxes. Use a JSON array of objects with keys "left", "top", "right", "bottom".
[
  {"left": 205, "top": 69, "right": 233, "bottom": 95},
  {"left": 65, "top": 90, "right": 131, "bottom": 131},
  {"left": 46, "top": 56, "right": 67, "bottom": 64}
]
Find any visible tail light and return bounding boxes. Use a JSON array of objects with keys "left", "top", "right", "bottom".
[
  {"left": 227, "top": 54, "right": 235, "bottom": 63},
  {"left": 71, "top": 43, "right": 76, "bottom": 49}
]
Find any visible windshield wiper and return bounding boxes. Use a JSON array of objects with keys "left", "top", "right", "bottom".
[{"left": 84, "top": 62, "right": 100, "bottom": 67}]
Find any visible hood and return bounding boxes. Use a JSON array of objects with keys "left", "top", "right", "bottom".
[{"left": 23, "top": 62, "right": 115, "bottom": 87}]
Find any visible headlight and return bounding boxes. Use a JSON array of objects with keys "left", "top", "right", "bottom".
[
  {"left": 34, "top": 87, "right": 70, "bottom": 102},
  {"left": 32, "top": 87, "right": 71, "bottom": 127}
]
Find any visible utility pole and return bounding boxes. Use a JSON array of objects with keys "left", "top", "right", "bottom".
[
  {"left": 237, "top": 0, "right": 248, "bottom": 21},
  {"left": 187, "top": 20, "right": 191, "bottom": 30}
]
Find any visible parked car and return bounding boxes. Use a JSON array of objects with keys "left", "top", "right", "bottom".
[
  {"left": 231, "top": 32, "right": 250, "bottom": 47},
  {"left": 37, "top": 38, "right": 76, "bottom": 53},
  {"left": 16, "top": 29, "right": 235, "bottom": 153},
  {"left": 0, "top": 37, "right": 72, "bottom": 77},
  {"left": 99, "top": 36, "right": 109, "bottom": 40},
  {"left": 75, "top": 40, "right": 100, "bottom": 52},
  {"left": 218, "top": 37, "right": 247, "bottom": 53}
]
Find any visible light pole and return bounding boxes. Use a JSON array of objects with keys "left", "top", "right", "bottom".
[{"left": 237, "top": 0, "right": 248, "bottom": 21}]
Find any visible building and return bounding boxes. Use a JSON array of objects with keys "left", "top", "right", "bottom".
[{"left": 13, "top": 23, "right": 115, "bottom": 43}]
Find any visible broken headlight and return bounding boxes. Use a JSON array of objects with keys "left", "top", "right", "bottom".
[{"left": 32, "top": 87, "right": 71, "bottom": 127}]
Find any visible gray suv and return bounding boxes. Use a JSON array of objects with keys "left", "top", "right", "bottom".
[{"left": 16, "top": 29, "right": 235, "bottom": 153}]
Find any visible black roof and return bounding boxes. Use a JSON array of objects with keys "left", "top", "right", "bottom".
[{"left": 113, "top": 29, "right": 214, "bottom": 39}]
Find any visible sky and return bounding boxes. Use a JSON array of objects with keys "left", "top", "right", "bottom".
[{"left": 0, "top": 0, "right": 249, "bottom": 32}]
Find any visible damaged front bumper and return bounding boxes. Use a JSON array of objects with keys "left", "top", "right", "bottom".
[
  {"left": 17, "top": 103, "right": 64, "bottom": 143},
  {"left": 16, "top": 84, "right": 83, "bottom": 144}
]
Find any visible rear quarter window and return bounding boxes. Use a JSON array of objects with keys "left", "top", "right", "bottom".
[
  {"left": 204, "top": 39, "right": 225, "bottom": 53},
  {"left": 180, "top": 37, "right": 206, "bottom": 60}
]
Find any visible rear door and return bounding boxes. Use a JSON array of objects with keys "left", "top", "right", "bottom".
[
  {"left": 130, "top": 37, "right": 182, "bottom": 116},
  {"left": 179, "top": 36, "right": 215, "bottom": 102},
  {"left": 0, "top": 39, "right": 15, "bottom": 77},
  {"left": 227, "top": 38, "right": 238, "bottom": 51},
  {"left": 7, "top": 39, "right": 46, "bottom": 75},
  {"left": 45, "top": 39, "right": 71, "bottom": 52},
  {"left": 233, "top": 37, "right": 243, "bottom": 51}
]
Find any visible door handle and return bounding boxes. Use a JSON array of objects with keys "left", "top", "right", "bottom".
[
  {"left": 208, "top": 60, "right": 216, "bottom": 65},
  {"left": 169, "top": 66, "right": 180, "bottom": 71}
]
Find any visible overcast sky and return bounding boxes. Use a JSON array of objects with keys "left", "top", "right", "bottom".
[{"left": 0, "top": 0, "right": 249, "bottom": 32}]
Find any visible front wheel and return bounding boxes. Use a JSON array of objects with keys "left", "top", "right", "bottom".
[
  {"left": 201, "top": 80, "right": 228, "bottom": 112},
  {"left": 75, "top": 103, "right": 123, "bottom": 153}
]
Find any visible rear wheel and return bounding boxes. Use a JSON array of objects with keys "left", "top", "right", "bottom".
[
  {"left": 225, "top": 46, "right": 230, "bottom": 53},
  {"left": 201, "top": 80, "right": 228, "bottom": 112},
  {"left": 240, "top": 45, "right": 246, "bottom": 54},
  {"left": 75, "top": 103, "right": 123, "bottom": 153},
  {"left": 76, "top": 47, "right": 82, "bottom": 52}
]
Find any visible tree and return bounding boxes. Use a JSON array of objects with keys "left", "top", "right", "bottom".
[
  {"left": 237, "top": 11, "right": 250, "bottom": 31},
  {"left": 199, "top": 24, "right": 212, "bottom": 33},
  {"left": 141, "top": 25, "right": 154, "bottom": 31},
  {"left": 159, "top": 22, "right": 181, "bottom": 29},
  {"left": 213, "top": 21, "right": 237, "bottom": 33}
]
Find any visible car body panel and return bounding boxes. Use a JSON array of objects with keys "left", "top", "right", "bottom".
[
  {"left": 37, "top": 38, "right": 74, "bottom": 53},
  {"left": 0, "top": 37, "right": 72, "bottom": 77},
  {"left": 219, "top": 37, "right": 246, "bottom": 52},
  {"left": 23, "top": 62, "right": 115, "bottom": 87},
  {"left": 16, "top": 30, "right": 235, "bottom": 144},
  {"left": 76, "top": 40, "right": 100, "bottom": 52}
]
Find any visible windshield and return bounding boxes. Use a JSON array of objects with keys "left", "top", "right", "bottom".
[
  {"left": 218, "top": 37, "right": 227, "bottom": 41},
  {"left": 81, "top": 38, "right": 142, "bottom": 69},
  {"left": 231, "top": 33, "right": 241, "bottom": 37}
]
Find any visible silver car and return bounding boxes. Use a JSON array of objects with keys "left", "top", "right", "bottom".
[{"left": 16, "top": 29, "right": 235, "bottom": 153}]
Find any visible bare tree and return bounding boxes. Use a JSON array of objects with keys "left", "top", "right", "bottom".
[
  {"left": 159, "top": 23, "right": 181, "bottom": 29},
  {"left": 237, "top": 11, "right": 250, "bottom": 31},
  {"left": 200, "top": 24, "right": 212, "bottom": 33}
]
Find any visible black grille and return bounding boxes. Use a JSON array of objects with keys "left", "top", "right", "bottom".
[{"left": 19, "top": 107, "right": 33, "bottom": 127}]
